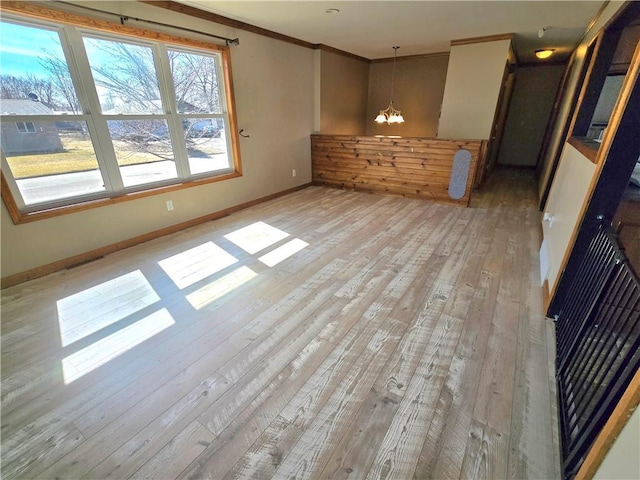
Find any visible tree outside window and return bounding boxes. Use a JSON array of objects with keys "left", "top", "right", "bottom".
[{"left": 0, "top": 16, "right": 238, "bottom": 217}]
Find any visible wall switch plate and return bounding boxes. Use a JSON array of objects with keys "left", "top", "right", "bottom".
[
  {"left": 166, "top": 200, "right": 174, "bottom": 211},
  {"left": 292, "top": 169, "right": 296, "bottom": 177}
]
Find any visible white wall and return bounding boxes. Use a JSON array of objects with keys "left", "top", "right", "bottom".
[
  {"left": 537, "top": 46, "right": 588, "bottom": 202},
  {"left": 538, "top": 1, "right": 626, "bottom": 202},
  {"left": 541, "top": 143, "right": 596, "bottom": 289},
  {"left": 0, "top": 1, "right": 315, "bottom": 278},
  {"left": 539, "top": 0, "right": 626, "bottom": 292},
  {"left": 437, "top": 39, "right": 511, "bottom": 139},
  {"left": 594, "top": 407, "right": 640, "bottom": 480},
  {"left": 540, "top": 2, "right": 639, "bottom": 476}
]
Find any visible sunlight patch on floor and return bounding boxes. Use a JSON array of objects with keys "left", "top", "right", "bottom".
[
  {"left": 224, "top": 221, "right": 289, "bottom": 254},
  {"left": 62, "top": 308, "right": 175, "bottom": 384},
  {"left": 186, "top": 266, "right": 257, "bottom": 310},
  {"left": 258, "top": 238, "right": 309, "bottom": 267},
  {"left": 158, "top": 241, "right": 238, "bottom": 289},
  {"left": 56, "top": 270, "right": 160, "bottom": 347}
]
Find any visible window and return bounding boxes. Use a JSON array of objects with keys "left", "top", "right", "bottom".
[
  {"left": 0, "top": 11, "right": 240, "bottom": 222},
  {"left": 16, "top": 122, "right": 36, "bottom": 133},
  {"left": 569, "top": 2, "right": 640, "bottom": 161}
]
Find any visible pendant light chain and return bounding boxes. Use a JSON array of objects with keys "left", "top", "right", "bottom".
[{"left": 390, "top": 46, "right": 399, "bottom": 104}]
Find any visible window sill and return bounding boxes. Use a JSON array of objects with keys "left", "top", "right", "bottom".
[
  {"left": 568, "top": 136, "right": 600, "bottom": 164},
  {"left": 2, "top": 170, "right": 242, "bottom": 225}
]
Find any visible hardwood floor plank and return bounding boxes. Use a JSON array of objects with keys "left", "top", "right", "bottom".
[
  {"left": 278, "top": 315, "right": 394, "bottom": 431},
  {"left": 39, "top": 372, "right": 229, "bottom": 479},
  {"left": 129, "top": 421, "right": 215, "bottom": 480},
  {"left": 1, "top": 422, "right": 85, "bottom": 480},
  {"left": 364, "top": 314, "right": 464, "bottom": 480},
  {"left": 412, "top": 174, "right": 533, "bottom": 480},
  {"left": 170, "top": 211, "right": 444, "bottom": 478},
  {"left": 72, "top": 323, "right": 251, "bottom": 438},
  {"left": 271, "top": 320, "right": 407, "bottom": 479},
  {"left": 373, "top": 208, "right": 488, "bottom": 402},
  {"left": 472, "top": 228, "right": 523, "bottom": 435},
  {"left": 2, "top": 196, "right": 396, "bottom": 432},
  {"left": 1, "top": 281, "right": 271, "bottom": 447},
  {"left": 459, "top": 420, "right": 509, "bottom": 480},
  {"left": 176, "top": 337, "right": 338, "bottom": 480},
  {"left": 0, "top": 189, "right": 371, "bottom": 379},
  {"left": 546, "top": 320, "right": 563, "bottom": 480},
  {"left": 0, "top": 169, "right": 560, "bottom": 479},
  {"left": 222, "top": 416, "right": 303, "bottom": 479},
  {"left": 122, "top": 204, "right": 444, "bottom": 476},
  {"left": 318, "top": 386, "right": 402, "bottom": 479},
  {"left": 507, "top": 205, "right": 560, "bottom": 480},
  {"left": 275, "top": 236, "right": 432, "bottom": 433},
  {"left": 198, "top": 300, "right": 349, "bottom": 437},
  {"left": 218, "top": 261, "right": 350, "bottom": 382},
  {"left": 412, "top": 272, "right": 500, "bottom": 480}
]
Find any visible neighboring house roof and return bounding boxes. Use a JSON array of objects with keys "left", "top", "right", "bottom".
[{"left": 0, "top": 99, "right": 56, "bottom": 115}]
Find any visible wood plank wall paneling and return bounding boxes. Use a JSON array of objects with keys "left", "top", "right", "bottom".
[{"left": 311, "top": 135, "right": 486, "bottom": 207}]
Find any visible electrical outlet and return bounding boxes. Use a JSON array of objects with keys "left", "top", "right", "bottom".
[
  {"left": 166, "top": 200, "right": 174, "bottom": 211},
  {"left": 292, "top": 169, "right": 296, "bottom": 177}
]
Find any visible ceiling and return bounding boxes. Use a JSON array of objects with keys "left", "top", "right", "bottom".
[{"left": 175, "top": 1, "right": 611, "bottom": 63}]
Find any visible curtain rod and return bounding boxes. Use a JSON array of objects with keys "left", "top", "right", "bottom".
[{"left": 56, "top": 1, "right": 240, "bottom": 46}]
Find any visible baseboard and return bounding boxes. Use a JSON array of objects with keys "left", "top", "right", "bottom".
[{"left": 1, "top": 183, "right": 312, "bottom": 289}]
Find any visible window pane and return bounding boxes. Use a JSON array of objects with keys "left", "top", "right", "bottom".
[
  {"left": 2, "top": 121, "right": 104, "bottom": 204},
  {"left": 106, "top": 119, "right": 177, "bottom": 187},
  {"left": 169, "top": 50, "right": 222, "bottom": 114},
  {"left": 84, "top": 37, "right": 162, "bottom": 114},
  {"left": 0, "top": 21, "right": 80, "bottom": 113},
  {"left": 182, "top": 117, "right": 229, "bottom": 174}
]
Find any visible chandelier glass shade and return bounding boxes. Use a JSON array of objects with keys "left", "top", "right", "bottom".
[
  {"left": 375, "top": 101, "right": 404, "bottom": 124},
  {"left": 375, "top": 46, "right": 405, "bottom": 125}
]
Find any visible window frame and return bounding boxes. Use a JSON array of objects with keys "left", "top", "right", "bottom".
[
  {"left": 16, "top": 121, "right": 36, "bottom": 133},
  {"left": 0, "top": 3, "right": 242, "bottom": 225},
  {"left": 567, "top": 2, "right": 640, "bottom": 164}
]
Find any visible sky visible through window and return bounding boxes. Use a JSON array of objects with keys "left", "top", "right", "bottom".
[
  {"left": 0, "top": 20, "right": 82, "bottom": 114},
  {"left": 1, "top": 17, "right": 236, "bottom": 213},
  {"left": 0, "top": 21, "right": 63, "bottom": 77}
]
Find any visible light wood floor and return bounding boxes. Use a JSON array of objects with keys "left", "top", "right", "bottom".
[{"left": 1, "top": 168, "right": 560, "bottom": 479}]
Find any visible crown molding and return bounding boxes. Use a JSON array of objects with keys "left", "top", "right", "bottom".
[
  {"left": 370, "top": 51, "right": 450, "bottom": 63},
  {"left": 141, "top": 1, "right": 368, "bottom": 62},
  {"left": 451, "top": 33, "right": 515, "bottom": 46}
]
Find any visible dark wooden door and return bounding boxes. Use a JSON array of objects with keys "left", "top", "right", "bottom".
[{"left": 484, "top": 61, "right": 516, "bottom": 179}]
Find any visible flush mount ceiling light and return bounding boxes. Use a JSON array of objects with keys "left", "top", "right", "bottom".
[
  {"left": 375, "top": 46, "right": 405, "bottom": 125},
  {"left": 536, "top": 49, "right": 555, "bottom": 59}
]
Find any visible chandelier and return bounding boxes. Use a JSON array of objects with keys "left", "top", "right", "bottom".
[{"left": 375, "top": 46, "right": 405, "bottom": 125}]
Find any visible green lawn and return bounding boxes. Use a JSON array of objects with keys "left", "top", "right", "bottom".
[{"left": 6, "top": 134, "right": 224, "bottom": 179}]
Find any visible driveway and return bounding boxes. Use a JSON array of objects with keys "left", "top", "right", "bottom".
[{"left": 17, "top": 155, "right": 229, "bottom": 205}]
